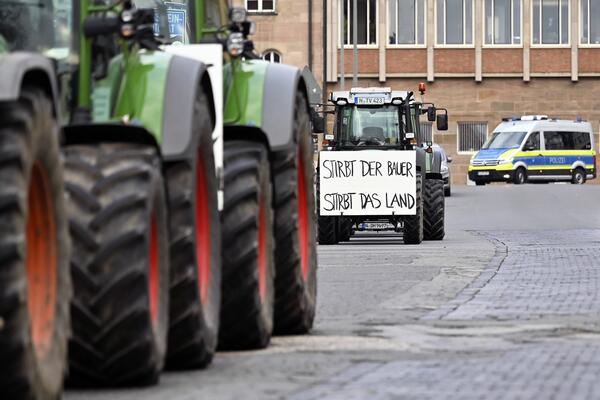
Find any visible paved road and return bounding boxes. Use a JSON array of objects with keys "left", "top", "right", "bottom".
[{"left": 67, "top": 184, "right": 600, "bottom": 400}]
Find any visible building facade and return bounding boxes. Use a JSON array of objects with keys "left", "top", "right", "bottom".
[{"left": 242, "top": 0, "right": 600, "bottom": 184}]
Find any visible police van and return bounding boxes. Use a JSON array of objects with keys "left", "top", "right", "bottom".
[{"left": 468, "top": 116, "right": 596, "bottom": 185}]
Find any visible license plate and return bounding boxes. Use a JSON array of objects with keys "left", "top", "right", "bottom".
[
  {"left": 478, "top": 171, "right": 490, "bottom": 176},
  {"left": 355, "top": 97, "right": 385, "bottom": 105},
  {"left": 361, "top": 222, "right": 394, "bottom": 231}
]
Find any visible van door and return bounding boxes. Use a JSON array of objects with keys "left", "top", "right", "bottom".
[
  {"left": 521, "top": 132, "right": 542, "bottom": 176},
  {"left": 543, "top": 131, "right": 572, "bottom": 178}
]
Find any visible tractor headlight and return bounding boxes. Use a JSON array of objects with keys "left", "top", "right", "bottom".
[
  {"left": 227, "top": 32, "right": 245, "bottom": 57},
  {"left": 230, "top": 7, "right": 247, "bottom": 23}
]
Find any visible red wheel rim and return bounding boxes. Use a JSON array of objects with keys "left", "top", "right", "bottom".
[
  {"left": 195, "top": 151, "right": 211, "bottom": 304},
  {"left": 26, "top": 162, "right": 57, "bottom": 359},
  {"left": 148, "top": 214, "right": 159, "bottom": 324},
  {"left": 297, "top": 147, "right": 310, "bottom": 280},
  {"left": 258, "top": 204, "right": 267, "bottom": 301}
]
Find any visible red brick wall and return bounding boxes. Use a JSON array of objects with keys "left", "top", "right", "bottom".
[
  {"left": 530, "top": 49, "right": 571, "bottom": 73},
  {"left": 482, "top": 49, "right": 523, "bottom": 74},
  {"left": 386, "top": 49, "right": 427, "bottom": 73},
  {"left": 434, "top": 49, "right": 475, "bottom": 74},
  {"left": 579, "top": 49, "right": 600, "bottom": 74},
  {"left": 339, "top": 49, "right": 379, "bottom": 74}
]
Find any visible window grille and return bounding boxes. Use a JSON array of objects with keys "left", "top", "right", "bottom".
[{"left": 458, "top": 122, "right": 487, "bottom": 153}]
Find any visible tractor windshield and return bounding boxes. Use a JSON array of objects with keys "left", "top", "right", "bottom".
[
  {"left": 0, "top": 0, "right": 71, "bottom": 57},
  {"left": 337, "top": 105, "right": 402, "bottom": 146}
]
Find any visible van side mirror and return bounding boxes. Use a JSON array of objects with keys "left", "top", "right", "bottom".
[
  {"left": 427, "top": 106, "right": 436, "bottom": 122},
  {"left": 447, "top": 155, "right": 453, "bottom": 163},
  {"left": 523, "top": 144, "right": 536, "bottom": 151},
  {"left": 436, "top": 114, "right": 448, "bottom": 131}
]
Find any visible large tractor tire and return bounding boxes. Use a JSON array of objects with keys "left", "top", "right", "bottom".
[
  {"left": 318, "top": 216, "right": 338, "bottom": 244},
  {"left": 403, "top": 173, "right": 424, "bottom": 245},
  {"left": 423, "top": 178, "right": 445, "bottom": 241},
  {"left": 0, "top": 87, "right": 70, "bottom": 399},
  {"left": 272, "top": 92, "right": 318, "bottom": 335},
  {"left": 165, "top": 91, "right": 221, "bottom": 370},
  {"left": 338, "top": 218, "right": 353, "bottom": 242},
  {"left": 219, "top": 141, "right": 275, "bottom": 350},
  {"left": 64, "top": 143, "right": 170, "bottom": 387}
]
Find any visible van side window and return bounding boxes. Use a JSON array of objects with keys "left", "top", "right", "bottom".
[
  {"left": 544, "top": 131, "right": 570, "bottom": 150},
  {"left": 572, "top": 131, "right": 592, "bottom": 150},
  {"left": 524, "top": 132, "right": 540, "bottom": 151}
]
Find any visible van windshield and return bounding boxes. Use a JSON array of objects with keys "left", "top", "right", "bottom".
[{"left": 482, "top": 131, "right": 527, "bottom": 149}]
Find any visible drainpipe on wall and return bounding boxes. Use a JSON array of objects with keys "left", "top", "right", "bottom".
[
  {"left": 308, "top": 0, "right": 313, "bottom": 72},
  {"left": 323, "top": 0, "right": 327, "bottom": 104}
]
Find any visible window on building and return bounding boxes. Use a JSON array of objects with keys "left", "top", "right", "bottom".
[
  {"left": 419, "top": 122, "right": 434, "bottom": 143},
  {"left": 458, "top": 122, "right": 487, "bottom": 153},
  {"left": 581, "top": 0, "right": 600, "bottom": 44},
  {"left": 262, "top": 50, "right": 282, "bottom": 63},
  {"left": 341, "top": 0, "right": 377, "bottom": 45},
  {"left": 388, "top": 0, "right": 425, "bottom": 45},
  {"left": 484, "top": 0, "right": 521, "bottom": 45},
  {"left": 246, "top": 0, "right": 275, "bottom": 12},
  {"left": 436, "top": 0, "right": 473, "bottom": 45},
  {"left": 533, "top": 0, "right": 569, "bottom": 45}
]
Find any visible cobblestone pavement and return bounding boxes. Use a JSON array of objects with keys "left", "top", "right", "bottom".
[{"left": 292, "top": 228, "right": 600, "bottom": 400}]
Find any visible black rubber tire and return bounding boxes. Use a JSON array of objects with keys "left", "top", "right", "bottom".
[
  {"left": 423, "top": 179, "right": 445, "bottom": 241},
  {"left": 0, "top": 87, "right": 70, "bottom": 399},
  {"left": 338, "top": 218, "right": 353, "bottom": 242},
  {"left": 513, "top": 167, "right": 527, "bottom": 185},
  {"left": 403, "top": 173, "right": 424, "bottom": 245},
  {"left": 219, "top": 141, "right": 275, "bottom": 350},
  {"left": 475, "top": 181, "right": 486, "bottom": 186},
  {"left": 164, "top": 90, "right": 221, "bottom": 370},
  {"left": 272, "top": 92, "right": 318, "bottom": 335},
  {"left": 64, "top": 143, "right": 170, "bottom": 387},
  {"left": 444, "top": 185, "right": 451, "bottom": 197},
  {"left": 318, "top": 216, "right": 338, "bottom": 244},
  {"left": 571, "top": 168, "right": 586, "bottom": 185}
]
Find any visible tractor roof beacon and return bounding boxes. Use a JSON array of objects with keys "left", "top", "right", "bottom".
[{"left": 317, "top": 85, "right": 449, "bottom": 245}]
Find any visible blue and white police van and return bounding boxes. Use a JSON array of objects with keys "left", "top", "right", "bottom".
[{"left": 468, "top": 116, "right": 597, "bottom": 185}]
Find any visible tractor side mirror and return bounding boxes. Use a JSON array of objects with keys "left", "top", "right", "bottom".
[
  {"left": 310, "top": 108, "right": 325, "bottom": 133},
  {"left": 312, "top": 114, "right": 325, "bottom": 134},
  {"left": 427, "top": 106, "right": 436, "bottom": 122},
  {"left": 436, "top": 114, "right": 448, "bottom": 131}
]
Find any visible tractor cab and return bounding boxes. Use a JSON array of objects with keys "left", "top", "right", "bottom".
[
  {"left": 0, "top": 0, "right": 71, "bottom": 56},
  {"left": 328, "top": 87, "right": 448, "bottom": 150}
]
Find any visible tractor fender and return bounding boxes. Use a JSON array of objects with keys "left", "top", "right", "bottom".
[
  {"left": 63, "top": 123, "right": 160, "bottom": 153},
  {"left": 161, "top": 50, "right": 218, "bottom": 162},
  {"left": 223, "top": 60, "right": 308, "bottom": 153},
  {"left": 262, "top": 62, "right": 307, "bottom": 152},
  {"left": 0, "top": 52, "right": 61, "bottom": 117}
]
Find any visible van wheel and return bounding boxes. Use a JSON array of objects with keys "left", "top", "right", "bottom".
[
  {"left": 571, "top": 168, "right": 586, "bottom": 185},
  {"left": 513, "top": 168, "right": 527, "bottom": 185}
]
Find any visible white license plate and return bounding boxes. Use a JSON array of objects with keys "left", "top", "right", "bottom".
[
  {"left": 478, "top": 171, "right": 490, "bottom": 176},
  {"left": 355, "top": 97, "right": 385, "bottom": 105},
  {"left": 362, "top": 222, "right": 394, "bottom": 230}
]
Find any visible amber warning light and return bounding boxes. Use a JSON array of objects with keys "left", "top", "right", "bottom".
[{"left": 418, "top": 82, "right": 427, "bottom": 95}]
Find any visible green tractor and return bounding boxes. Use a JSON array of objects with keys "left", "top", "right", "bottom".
[
  {"left": 0, "top": 1, "right": 71, "bottom": 397},
  {"left": 168, "top": 2, "right": 319, "bottom": 349},
  {"left": 0, "top": 0, "right": 318, "bottom": 395}
]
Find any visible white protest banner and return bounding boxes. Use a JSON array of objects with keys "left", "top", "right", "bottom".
[{"left": 319, "top": 150, "right": 417, "bottom": 216}]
